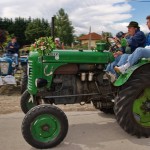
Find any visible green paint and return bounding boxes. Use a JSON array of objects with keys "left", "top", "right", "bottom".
[
  {"left": 43, "top": 50, "right": 114, "bottom": 64},
  {"left": 114, "top": 60, "right": 150, "bottom": 87},
  {"left": 133, "top": 88, "right": 150, "bottom": 127},
  {"left": 28, "top": 50, "right": 114, "bottom": 95},
  {"left": 31, "top": 114, "right": 61, "bottom": 142}
]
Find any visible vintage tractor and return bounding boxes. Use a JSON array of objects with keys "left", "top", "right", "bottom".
[
  {"left": 21, "top": 40, "right": 150, "bottom": 149},
  {"left": 0, "top": 53, "right": 28, "bottom": 93},
  {"left": 20, "top": 42, "right": 116, "bottom": 148}
]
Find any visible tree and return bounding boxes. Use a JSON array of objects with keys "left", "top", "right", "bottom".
[
  {"left": 0, "top": 29, "right": 7, "bottom": 50},
  {"left": 55, "top": 8, "right": 74, "bottom": 46},
  {"left": 11, "top": 17, "right": 30, "bottom": 46},
  {"left": 0, "top": 17, "right": 31, "bottom": 46},
  {"left": 25, "top": 18, "right": 51, "bottom": 43},
  {"left": 101, "top": 31, "right": 112, "bottom": 39}
]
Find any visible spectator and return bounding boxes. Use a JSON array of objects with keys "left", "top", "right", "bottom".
[
  {"left": 6, "top": 36, "right": 20, "bottom": 66},
  {"left": 55, "top": 38, "right": 62, "bottom": 49}
]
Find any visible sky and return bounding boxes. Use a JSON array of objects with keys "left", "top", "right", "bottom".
[{"left": 0, "top": 0, "right": 150, "bottom": 36}]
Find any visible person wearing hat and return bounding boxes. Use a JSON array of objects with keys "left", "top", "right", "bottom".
[
  {"left": 55, "top": 37, "right": 64, "bottom": 49},
  {"left": 105, "top": 21, "right": 146, "bottom": 81},
  {"left": 114, "top": 21, "right": 146, "bottom": 69},
  {"left": 115, "top": 31, "right": 128, "bottom": 53},
  {"left": 126, "top": 21, "right": 146, "bottom": 53},
  {"left": 115, "top": 15, "right": 150, "bottom": 74}
]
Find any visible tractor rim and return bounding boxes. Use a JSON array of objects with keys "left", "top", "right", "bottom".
[
  {"left": 133, "top": 88, "right": 150, "bottom": 127},
  {"left": 31, "top": 114, "right": 61, "bottom": 142}
]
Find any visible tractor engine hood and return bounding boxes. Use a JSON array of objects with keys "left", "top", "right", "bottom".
[{"left": 42, "top": 50, "right": 114, "bottom": 64}]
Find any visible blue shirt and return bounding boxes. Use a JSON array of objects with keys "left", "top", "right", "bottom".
[
  {"left": 146, "top": 32, "right": 150, "bottom": 46},
  {"left": 127, "top": 29, "right": 146, "bottom": 53},
  {"left": 6, "top": 42, "right": 20, "bottom": 54}
]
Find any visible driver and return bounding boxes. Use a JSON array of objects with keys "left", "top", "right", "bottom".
[
  {"left": 105, "top": 21, "right": 146, "bottom": 81},
  {"left": 115, "top": 31, "right": 128, "bottom": 54},
  {"left": 6, "top": 36, "right": 20, "bottom": 66}
]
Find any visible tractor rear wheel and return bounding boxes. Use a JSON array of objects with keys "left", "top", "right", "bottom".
[
  {"left": 114, "top": 73, "right": 150, "bottom": 137},
  {"left": 21, "top": 104, "right": 68, "bottom": 149}
]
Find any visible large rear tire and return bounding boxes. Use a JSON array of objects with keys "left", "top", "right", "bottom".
[
  {"left": 22, "top": 104, "right": 68, "bottom": 149},
  {"left": 114, "top": 73, "right": 150, "bottom": 137}
]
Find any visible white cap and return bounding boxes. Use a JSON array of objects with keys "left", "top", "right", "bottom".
[{"left": 55, "top": 37, "right": 60, "bottom": 41}]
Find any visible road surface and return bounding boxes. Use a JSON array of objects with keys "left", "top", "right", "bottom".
[{"left": 0, "top": 111, "right": 150, "bottom": 150}]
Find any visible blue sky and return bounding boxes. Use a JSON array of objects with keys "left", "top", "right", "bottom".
[
  {"left": 0, "top": 0, "right": 149, "bottom": 35},
  {"left": 128, "top": 1, "right": 150, "bottom": 24}
]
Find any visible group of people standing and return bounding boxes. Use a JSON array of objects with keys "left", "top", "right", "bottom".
[{"left": 106, "top": 15, "right": 150, "bottom": 81}]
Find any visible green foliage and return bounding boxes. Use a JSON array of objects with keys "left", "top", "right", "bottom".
[
  {"left": 11, "top": 17, "right": 30, "bottom": 46},
  {"left": 25, "top": 18, "right": 51, "bottom": 44},
  {"left": 0, "top": 17, "right": 31, "bottom": 46},
  {"left": 30, "top": 37, "right": 55, "bottom": 56},
  {"left": 0, "top": 29, "right": 7, "bottom": 45},
  {"left": 0, "top": 9, "right": 74, "bottom": 47},
  {"left": 102, "top": 31, "right": 112, "bottom": 38},
  {"left": 0, "top": 17, "right": 50, "bottom": 47},
  {"left": 54, "top": 8, "right": 74, "bottom": 46},
  {"left": 2, "top": 32, "right": 11, "bottom": 49}
]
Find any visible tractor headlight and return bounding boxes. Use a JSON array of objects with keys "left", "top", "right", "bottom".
[{"left": 35, "top": 78, "right": 48, "bottom": 88}]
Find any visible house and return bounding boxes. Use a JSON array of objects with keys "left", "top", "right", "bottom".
[{"left": 79, "top": 32, "right": 102, "bottom": 48}]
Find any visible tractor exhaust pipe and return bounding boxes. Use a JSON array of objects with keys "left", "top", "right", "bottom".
[{"left": 51, "top": 16, "right": 55, "bottom": 42}]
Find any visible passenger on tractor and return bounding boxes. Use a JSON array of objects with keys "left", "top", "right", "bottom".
[
  {"left": 115, "top": 15, "right": 150, "bottom": 74},
  {"left": 55, "top": 38, "right": 62, "bottom": 49},
  {"left": 5, "top": 36, "right": 20, "bottom": 66},
  {"left": 115, "top": 31, "right": 128, "bottom": 54},
  {"left": 106, "top": 21, "right": 146, "bottom": 81}
]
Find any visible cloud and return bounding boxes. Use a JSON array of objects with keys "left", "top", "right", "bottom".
[{"left": 0, "top": 0, "right": 134, "bottom": 35}]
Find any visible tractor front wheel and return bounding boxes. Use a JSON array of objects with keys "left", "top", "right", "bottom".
[
  {"left": 20, "top": 90, "right": 39, "bottom": 114},
  {"left": 114, "top": 73, "right": 150, "bottom": 137},
  {"left": 21, "top": 104, "right": 68, "bottom": 149}
]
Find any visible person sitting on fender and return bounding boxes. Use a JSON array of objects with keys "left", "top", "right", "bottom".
[
  {"left": 105, "top": 21, "right": 146, "bottom": 81},
  {"left": 6, "top": 36, "right": 20, "bottom": 66},
  {"left": 114, "top": 15, "right": 150, "bottom": 74}
]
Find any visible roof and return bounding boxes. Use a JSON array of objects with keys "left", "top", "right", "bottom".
[{"left": 79, "top": 32, "right": 102, "bottom": 40}]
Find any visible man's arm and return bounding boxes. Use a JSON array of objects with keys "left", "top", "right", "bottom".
[{"left": 127, "top": 31, "right": 146, "bottom": 47}]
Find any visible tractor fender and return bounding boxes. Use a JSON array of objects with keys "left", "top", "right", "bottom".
[{"left": 114, "top": 60, "right": 150, "bottom": 87}]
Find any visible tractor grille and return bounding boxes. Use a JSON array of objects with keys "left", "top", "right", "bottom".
[
  {"left": 28, "top": 61, "right": 34, "bottom": 91},
  {"left": 0, "top": 62, "right": 9, "bottom": 75}
]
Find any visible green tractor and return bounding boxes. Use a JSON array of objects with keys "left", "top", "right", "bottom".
[{"left": 21, "top": 39, "right": 150, "bottom": 149}]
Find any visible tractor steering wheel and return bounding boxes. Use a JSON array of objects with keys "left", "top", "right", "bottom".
[{"left": 106, "top": 37, "right": 120, "bottom": 52}]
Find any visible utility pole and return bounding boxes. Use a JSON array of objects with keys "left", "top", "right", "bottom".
[
  {"left": 51, "top": 16, "right": 55, "bottom": 42},
  {"left": 88, "top": 26, "right": 91, "bottom": 50}
]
